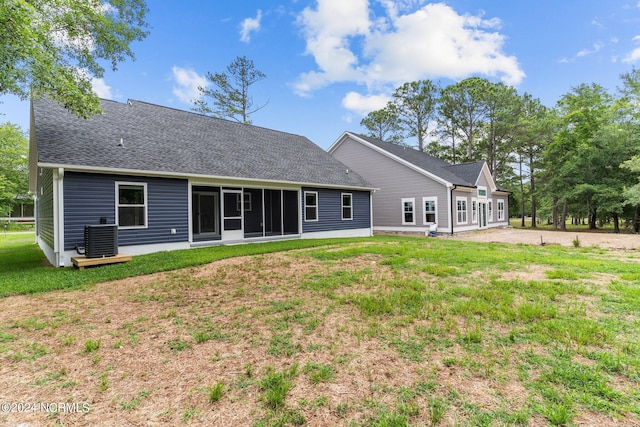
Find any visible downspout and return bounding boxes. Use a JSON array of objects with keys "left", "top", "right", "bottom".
[
  {"left": 450, "top": 185, "right": 457, "bottom": 235},
  {"left": 53, "top": 167, "right": 65, "bottom": 266},
  {"left": 369, "top": 190, "right": 374, "bottom": 236}
]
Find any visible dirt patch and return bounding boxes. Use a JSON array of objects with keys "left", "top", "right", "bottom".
[
  {"left": 443, "top": 227, "right": 640, "bottom": 250},
  {"left": 1, "top": 242, "right": 638, "bottom": 426}
]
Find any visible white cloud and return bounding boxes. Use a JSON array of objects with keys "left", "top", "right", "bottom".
[
  {"left": 91, "top": 78, "right": 112, "bottom": 99},
  {"left": 171, "top": 66, "right": 208, "bottom": 104},
  {"left": 577, "top": 41, "right": 603, "bottom": 57},
  {"left": 293, "top": 0, "right": 371, "bottom": 94},
  {"left": 240, "top": 9, "right": 262, "bottom": 43},
  {"left": 341, "top": 92, "right": 391, "bottom": 116},
  {"left": 623, "top": 35, "right": 640, "bottom": 63},
  {"left": 293, "top": 0, "right": 525, "bottom": 113}
]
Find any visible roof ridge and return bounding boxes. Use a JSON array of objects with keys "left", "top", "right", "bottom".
[{"left": 126, "top": 99, "right": 311, "bottom": 141}]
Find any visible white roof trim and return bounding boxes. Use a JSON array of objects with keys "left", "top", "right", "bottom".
[
  {"left": 476, "top": 162, "right": 498, "bottom": 192},
  {"left": 332, "top": 132, "right": 454, "bottom": 188},
  {"left": 36, "top": 162, "right": 378, "bottom": 192}
]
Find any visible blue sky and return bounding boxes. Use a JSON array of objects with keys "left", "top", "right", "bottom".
[{"left": 3, "top": 0, "right": 640, "bottom": 149}]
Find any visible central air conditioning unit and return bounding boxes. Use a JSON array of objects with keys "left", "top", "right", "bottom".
[{"left": 84, "top": 224, "right": 118, "bottom": 258}]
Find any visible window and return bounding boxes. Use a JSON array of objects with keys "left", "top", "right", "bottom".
[
  {"left": 456, "top": 197, "right": 467, "bottom": 224},
  {"left": 472, "top": 198, "right": 478, "bottom": 223},
  {"left": 341, "top": 193, "right": 353, "bottom": 220},
  {"left": 497, "top": 200, "right": 505, "bottom": 221},
  {"left": 423, "top": 197, "right": 437, "bottom": 224},
  {"left": 304, "top": 191, "right": 318, "bottom": 221},
  {"left": 117, "top": 182, "right": 147, "bottom": 228},
  {"left": 478, "top": 188, "right": 487, "bottom": 197},
  {"left": 488, "top": 199, "right": 493, "bottom": 222},
  {"left": 402, "top": 198, "right": 415, "bottom": 225},
  {"left": 241, "top": 192, "right": 252, "bottom": 211}
]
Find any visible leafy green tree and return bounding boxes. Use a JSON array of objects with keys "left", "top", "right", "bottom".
[
  {"left": 390, "top": 80, "right": 439, "bottom": 151},
  {"left": 360, "top": 103, "right": 404, "bottom": 144},
  {"left": 622, "top": 156, "right": 640, "bottom": 206},
  {"left": 1, "top": 0, "right": 149, "bottom": 118},
  {"left": 0, "top": 123, "right": 29, "bottom": 217},
  {"left": 192, "top": 56, "right": 267, "bottom": 124},
  {"left": 540, "top": 83, "right": 638, "bottom": 231}
]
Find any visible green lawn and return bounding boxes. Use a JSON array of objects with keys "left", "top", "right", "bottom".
[
  {"left": 0, "top": 232, "right": 386, "bottom": 297},
  {"left": 509, "top": 217, "right": 636, "bottom": 233},
  {"left": 1, "top": 232, "right": 639, "bottom": 425}
]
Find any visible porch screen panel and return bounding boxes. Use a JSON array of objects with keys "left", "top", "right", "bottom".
[
  {"left": 283, "top": 190, "right": 299, "bottom": 234},
  {"left": 244, "top": 189, "right": 263, "bottom": 237},
  {"left": 265, "top": 190, "right": 282, "bottom": 235}
]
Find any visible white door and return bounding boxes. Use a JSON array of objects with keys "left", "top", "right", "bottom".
[{"left": 221, "top": 189, "right": 244, "bottom": 241}]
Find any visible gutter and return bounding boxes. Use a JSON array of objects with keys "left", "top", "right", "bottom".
[{"left": 450, "top": 185, "right": 457, "bottom": 235}]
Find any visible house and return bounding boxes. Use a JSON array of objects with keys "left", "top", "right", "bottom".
[
  {"left": 29, "top": 98, "right": 375, "bottom": 267},
  {"left": 6, "top": 195, "right": 34, "bottom": 221},
  {"left": 328, "top": 132, "right": 510, "bottom": 235}
]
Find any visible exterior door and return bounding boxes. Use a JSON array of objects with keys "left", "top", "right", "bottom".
[
  {"left": 479, "top": 202, "right": 487, "bottom": 228},
  {"left": 222, "top": 189, "right": 244, "bottom": 240}
]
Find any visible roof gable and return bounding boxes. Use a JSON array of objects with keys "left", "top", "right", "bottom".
[
  {"left": 31, "top": 98, "right": 373, "bottom": 189},
  {"left": 332, "top": 132, "right": 478, "bottom": 188}
]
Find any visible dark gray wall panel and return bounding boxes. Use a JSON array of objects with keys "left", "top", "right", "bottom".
[
  {"left": 63, "top": 172, "right": 189, "bottom": 250},
  {"left": 302, "top": 187, "right": 370, "bottom": 233},
  {"left": 37, "top": 168, "right": 54, "bottom": 248}
]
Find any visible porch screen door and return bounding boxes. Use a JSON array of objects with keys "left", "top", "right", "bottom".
[{"left": 222, "top": 189, "right": 243, "bottom": 240}]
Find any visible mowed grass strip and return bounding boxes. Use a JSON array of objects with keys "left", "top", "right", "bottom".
[{"left": 1, "top": 233, "right": 639, "bottom": 425}]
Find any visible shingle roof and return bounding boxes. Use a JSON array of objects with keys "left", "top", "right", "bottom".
[
  {"left": 350, "top": 133, "right": 477, "bottom": 187},
  {"left": 444, "top": 162, "right": 485, "bottom": 186},
  {"left": 32, "top": 98, "right": 373, "bottom": 189}
]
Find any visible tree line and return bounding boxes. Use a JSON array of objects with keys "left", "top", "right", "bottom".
[{"left": 360, "top": 74, "right": 640, "bottom": 232}]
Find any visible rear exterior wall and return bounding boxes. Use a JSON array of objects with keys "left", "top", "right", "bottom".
[
  {"left": 63, "top": 172, "right": 189, "bottom": 251},
  {"left": 331, "top": 138, "right": 449, "bottom": 231}
]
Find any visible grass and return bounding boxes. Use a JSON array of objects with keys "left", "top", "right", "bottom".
[
  {"left": 1, "top": 232, "right": 640, "bottom": 425},
  {"left": 0, "top": 233, "right": 388, "bottom": 297}
]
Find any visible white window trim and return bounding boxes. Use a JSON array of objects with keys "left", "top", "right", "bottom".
[
  {"left": 477, "top": 186, "right": 487, "bottom": 200},
  {"left": 304, "top": 191, "right": 318, "bottom": 222},
  {"left": 241, "top": 192, "right": 252, "bottom": 212},
  {"left": 488, "top": 198, "right": 494, "bottom": 223},
  {"left": 402, "top": 198, "right": 416, "bottom": 225},
  {"left": 422, "top": 196, "right": 437, "bottom": 225},
  {"left": 471, "top": 198, "right": 478, "bottom": 224},
  {"left": 341, "top": 192, "right": 353, "bottom": 220},
  {"left": 456, "top": 196, "right": 468, "bottom": 225},
  {"left": 116, "top": 181, "right": 148, "bottom": 229},
  {"left": 497, "top": 199, "right": 505, "bottom": 221}
]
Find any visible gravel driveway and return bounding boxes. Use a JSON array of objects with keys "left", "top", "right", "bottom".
[{"left": 444, "top": 227, "right": 640, "bottom": 250}]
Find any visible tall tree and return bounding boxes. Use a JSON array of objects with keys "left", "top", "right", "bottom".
[
  {"left": 515, "top": 94, "right": 556, "bottom": 228},
  {"left": 479, "top": 82, "right": 522, "bottom": 181},
  {"left": 438, "top": 77, "right": 491, "bottom": 161},
  {"left": 192, "top": 56, "right": 267, "bottom": 124},
  {"left": 0, "top": 123, "right": 28, "bottom": 217},
  {"left": 621, "top": 155, "right": 640, "bottom": 227},
  {"left": 360, "top": 103, "right": 404, "bottom": 144},
  {"left": 541, "top": 83, "right": 616, "bottom": 230},
  {"left": 390, "top": 80, "right": 439, "bottom": 151},
  {"left": 1, "top": 0, "right": 149, "bottom": 118}
]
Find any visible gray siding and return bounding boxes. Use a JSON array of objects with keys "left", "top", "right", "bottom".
[
  {"left": 37, "top": 168, "right": 54, "bottom": 248},
  {"left": 302, "top": 188, "right": 370, "bottom": 233},
  {"left": 63, "top": 172, "right": 189, "bottom": 250},
  {"left": 332, "top": 138, "right": 449, "bottom": 228}
]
